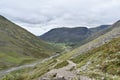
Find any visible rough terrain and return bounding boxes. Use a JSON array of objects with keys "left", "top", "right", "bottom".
[{"left": 40, "top": 60, "right": 91, "bottom": 80}]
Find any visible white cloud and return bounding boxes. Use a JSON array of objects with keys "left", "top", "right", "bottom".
[{"left": 0, "top": 0, "right": 120, "bottom": 35}]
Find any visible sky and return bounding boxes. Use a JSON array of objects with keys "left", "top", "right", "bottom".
[{"left": 0, "top": 0, "right": 120, "bottom": 35}]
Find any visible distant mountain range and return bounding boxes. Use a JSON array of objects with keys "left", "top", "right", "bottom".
[
  {"left": 0, "top": 15, "right": 61, "bottom": 69},
  {"left": 40, "top": 25, "right": 111, "bottom": 47}
]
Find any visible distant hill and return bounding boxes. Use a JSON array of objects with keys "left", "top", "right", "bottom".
[
  {"left": 0, "top": 15, "right": 61, "bottom": 69},
  {"left": 40, "top": 25, "right": 111, "bottom": 47},
  {"left": 40, "top": 27, "right": 90, "bottom": 43},
  {"left": 90, "top": 25, "right": 110, "bottom": 33}
]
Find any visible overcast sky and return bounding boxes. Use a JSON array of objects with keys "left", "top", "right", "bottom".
[{"left": 0, "top": 0, "right": 120, "bottom": 35}]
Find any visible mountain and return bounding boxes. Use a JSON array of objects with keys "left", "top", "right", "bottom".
[
  {"left": 41, "top": 20, "right": 120, "bottom": 79},
  {"left": 40, "top": 27, "right": 90, "bottom": 43},
  {"left": 75, "top": 25, "right": 112, "bottom": 47},
  {"left": 4, "top": 20, "right": 120, "bottom": 80},
  {"left": 40, "top": 25, "right": 110, "bottom": 47},
  {"left": 0, "top": 15, "right": 61, "bottom": 69},
  {"left": 59, "top": 20, "right": 120, "bottom": 60},
  {"left": 90, "top": 25, "right": 111, "bottom": 33}
]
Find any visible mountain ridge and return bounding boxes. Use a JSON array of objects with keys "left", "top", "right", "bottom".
[
  {"left": 0, "top": 15, "right": 61, "bottom": 69},
  {"left": 40, "top": 25, "right": 111, "bottom": 46}
]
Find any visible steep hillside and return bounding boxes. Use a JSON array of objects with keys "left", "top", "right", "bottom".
[
  {"left": 71, "top": 37, "right": 120, "bottom": 79},
  {"left": 40, "top": 25, "right": 110, "bottom": 46},
  {"left": 0, "top": 15, "right": 61, "bottom": 69}
]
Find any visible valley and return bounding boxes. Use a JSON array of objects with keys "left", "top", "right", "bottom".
[{"left": 0, "top": 15, "right": 120, "bottom": 80}]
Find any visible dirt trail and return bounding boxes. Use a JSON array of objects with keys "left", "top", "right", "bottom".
[
  {"left": 40, "top": 60, "right": 91, "bottom": 80},
  {"left": 0, "top": 54, "right": 60, "bottom": 78}
]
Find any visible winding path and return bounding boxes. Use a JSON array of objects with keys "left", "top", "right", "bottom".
[{"left": 0, "top": 54, "right": 60, "bottom": 78}]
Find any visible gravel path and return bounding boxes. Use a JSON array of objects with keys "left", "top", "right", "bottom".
[{"left": 40, "top": 60, "right": 91, "bottom": 80}]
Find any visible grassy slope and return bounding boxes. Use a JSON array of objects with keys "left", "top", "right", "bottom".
[
  {"left": 0, "top": 16, "right": 61, "bottom": 69},
  {"left": 71, "top": 37, "right": 120, "bottom": 79},
  {"left": 2, "top": 37, "right": 120, "bottom": 80},
  {"left": 1, "top": 59, "right": 58, "bottom": 80}
]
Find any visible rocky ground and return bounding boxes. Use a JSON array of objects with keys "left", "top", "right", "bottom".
[{"left": 39, "top": 60, "right": 91, "bottom": 80}]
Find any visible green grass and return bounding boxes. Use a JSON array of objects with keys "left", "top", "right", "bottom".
[
  {"left": 48, "top": 42, "right": 72, "bottom": 52},
  {"left": 54, "top": 61, "right": 69, "bottom": 69},
  {"left": 1, "top": 59, "right": 57, "bottom": 80},
  {"left": 71, "top": 37, "right": 120, "bottom": 79},
  {"left": 0, "top": 52, "right": 36, "bottom": 70},
  {"left": 2, "top": 37, "right": 120, "bottom": 80}
]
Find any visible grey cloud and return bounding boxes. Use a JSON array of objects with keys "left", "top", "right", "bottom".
[{"left": 0, "top": 0, "right": 120, "bottom": 35}]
